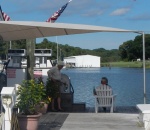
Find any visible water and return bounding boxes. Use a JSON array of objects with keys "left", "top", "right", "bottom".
[{"left": 61, "top": 67, "right": 150, "bottom": 107}]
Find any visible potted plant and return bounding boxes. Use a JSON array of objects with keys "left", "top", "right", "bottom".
[
  {"left": 35, "top": 93, "right": 51, "bottom": 114},
  {"left": 16, "top": 79, "right": 46, "bottom": 130},
  {"left": 35, "top": 77, "right": 51, "bottom": 114}
]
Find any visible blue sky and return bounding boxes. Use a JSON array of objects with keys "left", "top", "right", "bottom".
[{"left": 1, "top": 0, "right": 150, "bottom": 50}]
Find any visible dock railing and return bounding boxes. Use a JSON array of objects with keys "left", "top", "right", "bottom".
[{"left": 0, "top": 85, "right": 20, "bottom": 130}]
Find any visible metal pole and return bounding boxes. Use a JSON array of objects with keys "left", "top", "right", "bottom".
[
  {"left": 142, "top": 32, "right": 146, "bottom": 104},
  {"left": 60, "top": 48, "right": 61, "bottom": 60},
  {"left": 56, "top": 36, "right": 58, "bottom": 63},
  {"left": 9, "top": 41, "right": 11, "bottom": 49}
]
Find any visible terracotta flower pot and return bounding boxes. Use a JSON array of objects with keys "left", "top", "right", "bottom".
[{"left": 17, "top": 113, "right": 42, "bottom": 130}]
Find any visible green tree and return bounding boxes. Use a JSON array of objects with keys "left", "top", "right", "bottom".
[{"left": 119, "top": 34, "right": 150, "bottom": 61}]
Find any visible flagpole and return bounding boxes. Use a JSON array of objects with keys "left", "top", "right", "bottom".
[{"left": 46, "top": 0, "right": 73, "bottom": 63}]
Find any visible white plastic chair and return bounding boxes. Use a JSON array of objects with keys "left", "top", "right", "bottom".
[{"left": 94, "top": 85, "right": 117, "bottom": 113}]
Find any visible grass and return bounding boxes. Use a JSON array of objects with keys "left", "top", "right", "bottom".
[{"left": 101, "top": 61, "right": 150, "bottom": 68}]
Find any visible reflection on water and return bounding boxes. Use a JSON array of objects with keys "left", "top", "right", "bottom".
[{"left": 62, "top": 67, "right": 150, "bottom": 107}]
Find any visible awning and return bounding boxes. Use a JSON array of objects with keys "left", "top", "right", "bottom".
[{"left": 0, "top": 21, "right": 138, "bottom": 41}]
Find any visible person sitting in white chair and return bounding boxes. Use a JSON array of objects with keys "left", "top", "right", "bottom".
[{"left": 94, "top": 77, "right": 115, "bottom": 113}]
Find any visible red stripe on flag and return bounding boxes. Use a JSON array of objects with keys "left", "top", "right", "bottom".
[{"left": 2, "top": 12, "right": 10, "bottom": 21}]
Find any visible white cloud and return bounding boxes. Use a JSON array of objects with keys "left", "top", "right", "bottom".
[{"left": 110, "top": 8, "right": 130, "bottom": 16}]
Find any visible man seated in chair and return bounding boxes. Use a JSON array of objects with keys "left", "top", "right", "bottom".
[{"left": 95, "top": 77, "right": 113, "bottom": 112}]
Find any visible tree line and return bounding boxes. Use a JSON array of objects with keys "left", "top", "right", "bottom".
[
  {"left": 119, "top": 34, "right": 150, "bottom": 61},
  {"left": 0, "top": 34, "right": 149, "bottom": 62}
]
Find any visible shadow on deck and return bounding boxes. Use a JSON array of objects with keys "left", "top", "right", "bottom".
[{"left": 38, "top": 113, "right": 69, "bottom": 130}]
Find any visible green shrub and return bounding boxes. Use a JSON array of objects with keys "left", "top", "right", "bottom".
[{"left": 17, "top": 79, "right": 47, "bottom": 115}]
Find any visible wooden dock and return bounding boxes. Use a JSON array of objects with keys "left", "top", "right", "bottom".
[{"left": 38, "top": 106, "right": 144, "bottom": 130}]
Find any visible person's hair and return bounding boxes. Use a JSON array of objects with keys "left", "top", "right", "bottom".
[{"left": 101, "top": 77, "right": 108, "bottom": 85}]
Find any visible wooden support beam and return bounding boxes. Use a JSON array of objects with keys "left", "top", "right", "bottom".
[{"left": 26, "top": 39, "right": 35, "bottom": 80}]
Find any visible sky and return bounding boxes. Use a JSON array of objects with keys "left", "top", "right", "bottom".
[{"left": 0, "top": 0, "right": 150, "bottom": 50}]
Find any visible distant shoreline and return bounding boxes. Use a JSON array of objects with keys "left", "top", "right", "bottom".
[{"left": 101, "top": 61, "right": 150, "bottom": 68}]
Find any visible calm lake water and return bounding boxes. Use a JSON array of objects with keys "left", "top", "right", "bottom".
[{"left": 61, "top": 67, "right": 150, "bottom": 107}]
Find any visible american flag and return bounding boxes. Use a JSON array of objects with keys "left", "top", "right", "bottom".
[
  {"left": 46, "top": 0, "right": 72, "bottom": 23},
  {"left": 0, "top": 6, "right": 10, "bottom": 21}
]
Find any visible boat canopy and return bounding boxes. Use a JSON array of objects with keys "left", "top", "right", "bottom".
[{"left": 0, "top": 21, "right": 139, "bottom": 41}]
